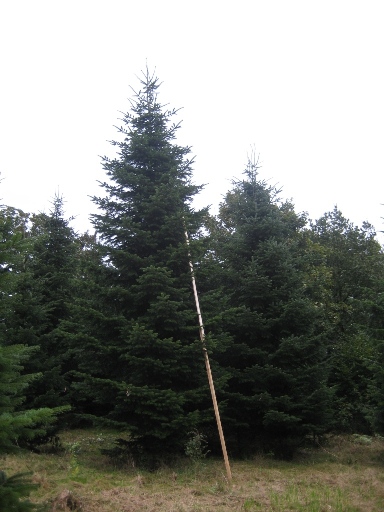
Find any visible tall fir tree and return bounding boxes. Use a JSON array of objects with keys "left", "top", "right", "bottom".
[{"left": 72, "top": 69, "right": 212, "bottom": 454}]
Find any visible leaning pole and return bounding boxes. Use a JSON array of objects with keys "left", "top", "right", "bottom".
[{"left": 184, "top": 229, "right": 232, "bottom": 482}]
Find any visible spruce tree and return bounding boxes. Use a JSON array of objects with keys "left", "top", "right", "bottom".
[
  {"left": 5, "top": 195, "right": 78, "bottom": 411},
  {"left": 207, "top": 159, "right": 333, "bottom": 458},
  {"left": 0, "top": 202, "right": 67, "bottom": 511},
  {"left": 75, "top": 69, "right": 210, "bottom": 454}
]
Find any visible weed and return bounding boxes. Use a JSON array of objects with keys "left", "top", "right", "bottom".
[
  {"left": 66, "top": 441, "right": 86, "bottom": 482},
  {"left": 209, "top": 479, "right": 228, "bottom": 495},
  {"left": 185, "top": 430, "right": 210, "bottom": 463},
  {"left": 352, "top": 434, "right": 372, "bottom": 445},
  {"left": 243, "top": 497, "right": 260, "bottom": 510}
]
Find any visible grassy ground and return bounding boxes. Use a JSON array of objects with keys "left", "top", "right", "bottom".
[{"left": 2, "top": 430, "right": 384, "bottom": 511}]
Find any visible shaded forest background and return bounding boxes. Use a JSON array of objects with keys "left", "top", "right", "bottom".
[{"left": 1, "top": 70, "right": 384, "bottom": 477}]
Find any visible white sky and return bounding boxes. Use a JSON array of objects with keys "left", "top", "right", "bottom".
[{"left": 1, "top": 1, "right": 383, "bottom": 243}]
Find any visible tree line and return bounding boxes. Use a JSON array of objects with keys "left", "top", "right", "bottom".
[{"left": 1, "top": 70, "right": 384, "bottom": 475}]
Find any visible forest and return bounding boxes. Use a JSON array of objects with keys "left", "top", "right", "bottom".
[{"left": 1, "top": 69, "right": 384, "bottom": 508}]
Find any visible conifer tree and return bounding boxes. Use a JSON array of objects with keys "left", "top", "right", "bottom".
[
  {"left": 74, "top": 69, "right": 210, "bottom": 453},
  {"left": 6, "top": 195, "right": 78, "bottom": 411},
  {"left": 0, "top": 202, "right": 67, "bottom": 511},
  {"left": 207, "top": 158, "right": 333, "bottom": 458},
  {"left": 309, "top": 208, "right": 384, "bottom": 433}
]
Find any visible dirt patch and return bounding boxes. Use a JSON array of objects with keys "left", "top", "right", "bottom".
[{"left": 50, "top": 489, "right": 84, "bottom": 511}]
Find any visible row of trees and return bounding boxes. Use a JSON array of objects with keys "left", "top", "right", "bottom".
[{"left": 1, "top": 70, "right": 384, "bottom": 465}]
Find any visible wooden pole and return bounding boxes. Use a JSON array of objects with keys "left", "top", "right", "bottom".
[{"left": 184, "top": 229, "right": 232, "bottom": 482}]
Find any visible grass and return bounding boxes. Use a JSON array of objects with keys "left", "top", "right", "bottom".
[{"left": 2, "top": 430, "right": 384, "bottom": 511}]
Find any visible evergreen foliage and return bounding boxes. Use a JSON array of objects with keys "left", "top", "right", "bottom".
[
  {"left": 0, "top": 203, "right": 68, "bottom": 450},
  {"left": 0, "top": 343, "right": 65, "bottom": 452},
  {"left": 70, "top": 68, "right": 210, "bottom": 453},
  {"left": 309, "top": 208, "right": 384, "bottom": 432},
  {"left": 2, "top": 70, "right": 384, "bottom": 461},
  {"left": 6, "top": 195, "right": 78, "bottom": 411},
  {"left": 206, "top": 158, "right": 333, "bottom": 457},
  {"left": 0, "top": 471, "right": 43, "bottom": 512},
  {"left": 0, "top": 202, "right": 67, "bottom": 511}
]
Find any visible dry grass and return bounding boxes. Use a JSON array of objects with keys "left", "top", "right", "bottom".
[{"left": 2, "top": 430, "right": 384, "bottom": 511}]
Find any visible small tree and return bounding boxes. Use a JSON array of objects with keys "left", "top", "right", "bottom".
[{"left": 0, "top": 343, "right": 66, "bottom": 452}]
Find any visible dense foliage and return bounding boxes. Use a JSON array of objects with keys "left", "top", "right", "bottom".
[
  {"left": 1, "top": 70, "right": 384, "bottom": 464},
  {"left": 0, "top": 203, "right": 68, "bottom": 510},
  {"left": 203, "top": 160, "right": 333, "bottom": 457},
  {"left": 60, "top": 69, "right": 212, "bottom": 455}
]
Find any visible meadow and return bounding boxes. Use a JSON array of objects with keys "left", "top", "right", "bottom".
[{"left": 3, "top": 430, "right": 384, "bottom": 511}]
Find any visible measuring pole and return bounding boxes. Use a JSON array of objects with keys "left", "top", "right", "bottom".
[{"left": 184, "top": 229, "right": 232, "bottom": 482}]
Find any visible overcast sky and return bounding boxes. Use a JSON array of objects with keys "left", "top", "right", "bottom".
[{"left": 1, "top": 1, "right": 383, "bottom": 243}]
